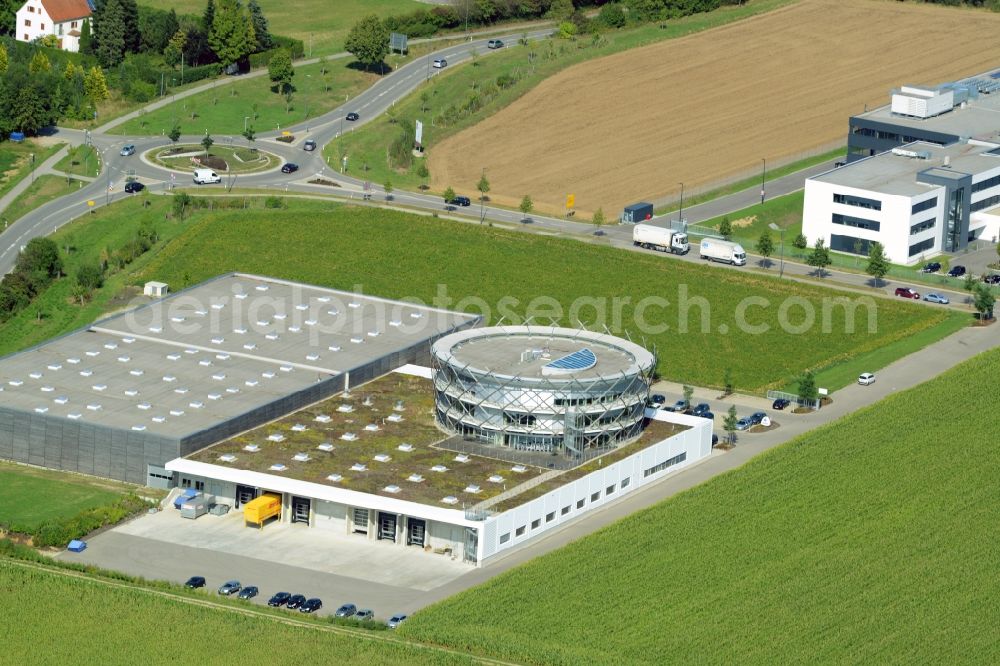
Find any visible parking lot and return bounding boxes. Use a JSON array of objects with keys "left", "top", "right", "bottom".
[{"left": 55, "top": 507, "right": 472, "bottom": 619}]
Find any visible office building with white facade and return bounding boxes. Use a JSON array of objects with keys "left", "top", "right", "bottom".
[{"left": 803, "top": 140, "right": 1000, "bottom": 265}]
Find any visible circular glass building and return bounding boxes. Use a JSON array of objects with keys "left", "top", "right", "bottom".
[{"left": 431, "top": 326, "right": 656, "bottom": 455}]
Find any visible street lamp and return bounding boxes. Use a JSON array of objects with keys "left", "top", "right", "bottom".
[
  {"left": 479, "top": 167, "right": 486, "bottom": 224},
  {"left": 677, "top": 182, "right": 684, "bottom": 230},
  {"left": 760, "top": 158, "right": 766, "bottom": 205},
  {"left": 244, "top": 116, "right": 250, "bottom": 132},
  {"left": 769, "top": 222, "right": 784, "bottom": 278}
]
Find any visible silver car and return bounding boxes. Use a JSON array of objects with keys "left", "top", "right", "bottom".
[{"left": 923, "top": 293, "right": 949, "bottom": 304}]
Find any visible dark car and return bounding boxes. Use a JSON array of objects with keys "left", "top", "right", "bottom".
[
  {"left": 354, "top": 609, "right": 375, "bottom": 621},
  {"left": 238, "top": 586, "right": 259, "bottom": 600},
  {"left": 387, "top": 613, "right": 408, "bottom": 629},
  {"left": 691, "top": 403, "right": 711, "bottom": 417},
  {"left": 894, "top": 287, "right": 920, "bottom": 299},
  {"left": 335, "top": 603, "right": 357, "bottom": 618},
  {"left": 124, "top": 180, "right": 144, "bottom": 193},
  {"left": 447, "top": 195, "right": 471, "bottom": 207},
  {"left": 921, "top": 261, "right": 941, "bottom": 274},
  {"left": 947, "top": 265, "right": 967, "bottom": 278},
  {"left": 711, "top": 433, "right": 719, "bottom": 447},
  {"left": 648, "top": 393, "right": 666, "bottom": 407},
  {"left": 267, "top": 592, "right": 291, "bottom": 607},
  {"left": 487, "top": 39, "right": 504, "bottom": 49},
  {"left": 217, "top": 580, "right": 241, "bottom": 595},
  {"left": 300, "top": 598, "right": 323, "bottom": 613},
  {"left": 184, "top": 576, "right": 206, "bottom": 589},
  {"left": 346, "top": 112, "right": 360, "bottom": 121},
  {"left": 749, "top": 411, "right": 767, "bottom": 425},
  {"left": 983, "top": 274, "right": 1000, "bottom": 284},
  {"left": 303, "top": 139, "right": 317, "bottom": 151},
  {"left": 281, "top": 163, "right": 299, "bottom": 174},
  {"left": 286, "top": 594, "right": 307, "bottom": 610},
  {"left": 772, "top": 398, "right": 790, "bottom": 410}
]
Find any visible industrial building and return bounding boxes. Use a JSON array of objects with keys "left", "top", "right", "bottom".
[
  {"left": 0, "top": 274, "right": 480, "bottom": 484},
  {"left": 803, "top": 140, "right": 1000, "bottom": 265}
]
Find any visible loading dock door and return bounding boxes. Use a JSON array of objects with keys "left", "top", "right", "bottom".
[
  {"left": 378, "top": 512, "right": 397, "bottom": 542},
  {"left": 291, "top": 497, "right": 311, "bottom": 525},
  {"left": 407, "top": 518, "right": 426, "bottom": 547},
  {"left": 235, "top": 485, "right": 258, "bottom": 508}
]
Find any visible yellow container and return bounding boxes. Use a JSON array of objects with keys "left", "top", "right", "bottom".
[{"left": 243, "top": 493, "right": 281, "bottom": 527}]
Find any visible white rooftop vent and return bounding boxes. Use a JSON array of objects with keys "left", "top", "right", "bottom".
[
  {"left": 243, "top": 344, "right": 257, "bottom": 351},
  {"left": 364, "top": 423, "right": 379, "bottom": 432},
  {"left": 67, "top": 412, "right": 83, "bottom": 420},
  {"left": 226, "top": 387, "right": 240, "bottom": 394},
  {"left": 317, "top": 442, "right": 334, "bottom": 452},
  {"left": 317, "top": 296, "right": 330, "bottom": 303},
  {"left": 124, "top": 389, "right": 139, "bottom": 397},
  {"left": 129, "top": 370, "right": 144, "bottom": 377},
  {"left": 216, "top": 353, "right": 230, "bottom": 360},
  {"left": 117, "top": 355, "right": 130, "bottom": 363},
  {"left": 143, "top": 281, "right": 168, "bottom": 297},
  {"left": 326, "top": 473, "right": 343, "bottom": 482},
  {"left": 295, "top": 304, "right": 308, "bottom": 311},
  {"left": 79, "top": 370, "right": 93, "bottom": 377},
  {"left": 407, "top": 474, "right": 424, "bottom": 483},
  {"left": 373, "top": 454, "right": 391, "bottom": 463},
  {"left": 341, "top": 432, "right": 358, "bottom": 441},
  {"left": 351, "top": 463, "right": 367, "bottom": 472},
  {"left": 169, "top": 409, "right": 185, "bottom": 417},
  {"left": 174, "top": 387, "right": 189, "bottom": 395},
  {"left": 265, "top": 333, "right": 279, "bottom": 341},
  {"left": 137, "top": 403, "right": 151, "bottom": 411},
  {"left": 386, "top": 414, "right": 403, "bottom": 423},
  {"left": 233, "top": 327, "right": 247, "bottom": 334},
  {"left": 368, "top": 330, "right": 380, "bottom": 337},
  {"left": 267, "top": 434, "right": 285, "bottom": 442},
  {"left": 131, "top": 425, "right": 146, "bottom": 431},
  {"left": 243, "top": 444, "right": 260, "bottom": 452},
  {"left": 273, "top": 314, "right": 286, "bottom": 321},
  {"left": 167, "top": 354, "right": 181, "bottom": 361},
  {"left": 431, "top": 465, "right": 449, "bottom": 473},
  {"left": 314, "top": 415, "right": 332, "bottom": 423},
  {"left": 348, "top": 302, "right": 361, "bottom": 309},
  {"left": 305, "top": 353, "right": 319, "bottom": 361},
  {"left": 891, "top": 147, "right": 931, "bottom": 159},
  {"left": 184, "top": 348, "right": 198, "bottom": 355},
  {"left": 104, "top": 343, "right": 118, "bottom": 350},
  {"left": 122, "top": 337, "right": 135, "bottom": 344},
  {"left": 35, "top": 406, "right": 49, "bottom": 414},
  {"left": 8, "top": 379, "right": 23, "bottom": 387},
  {"left": 29, "top": 372, "right": 42, "bottom": 379},
  {"left": 269, "top": 463, "right": 287, "bottom": 472},
  {"left": 189, "top": 401, "right": 204, "bottom": 409},
  {"left": 85, "top": 350, "right": 100, "bottom": 357},
  {"left": 350, "top": 337, "right": 364, "bottom": 344},
  {"left": 288, "top": 326, "right": 301, "bottom": 333},
  {"left": 511, "top": 465, "right": 527, "bottom": 473},
  {"left": 235, "top": 293, "right": 248, "bottom": 300},
  {"left": 199, "top": 359, "right": 212, "bottom": 367},
  {"left": 162, "top": 375, "right": 176, "bottom": 383},
  {"left": 305, "top": 319, "right": 317, "bottom": 326},
  {"left": 151, "top": 416, "right": 166, "bottom": 423},
  {"left": 212, "top": 373, "right": 226, "bottom": 381},
  {"left": 389, "top": 319, "right": 402, "bottom": 327},
  {"left": 291, "top": 424, "right": 307, "bottom": 432},
  {"left": 441, "top": 496, "right": 459, "bottom": 505},
  {"left": 255, "top": 285, "right": 269, "bottom": 291},
  {"left": 397, "top": 443, "right": 414, "bottom": 452},
  {"left": 454, "top": 454, "right": 470, "bottom": 463},
  {"left": 148, "top": 326, "right": 162, "bottom": 333},
  {"left": 54, "top": 396, "right": 69, "bottom": 405},
  {"left": 383, "top": 485, "right": 401, "bottom": 494},
  {"left": 464, "top": 484, "right": 481, "bottom": 494},
  {"left": 410, "top": 312, "right": 423, "bottom": 319},
  {"left": 171, "top": 316, "right": 185, "bottom": 323},
  {"left": 328, "top": 345, "right": 341, "bottom": 352},
  {"left": 337, "top": 404, "right": 354, "bottom": 413},
  {"left": 211, "top": 303, "right": 224, "bottom": 310},
  {"left": 292, "top": 453, "right": 310, "bottom": 462},
  {"left": 394, "top": 400, "right": 405, "bottom": 411},
  {"left": 362, "top": 395, "right": 374, "bottom": 407},
  {"left": 40, "top": 386, "right": 54, "bottom": 393},
  {"left": 245, "top": 379, "right": 259, "bottom": 387},
  {"left": 207, "top": 393, "right": 221, "bottom": 401},
  {"left": 327, "top": 309, "right": 339, "bottom": 316},
  {"left": 488, "top": 475, "right": 504, "bottom": 484},
  {"left": 92, "top": 384, "right": 107, "bottom": 392},
  {"left": 47, "top": 364, "right": 61, "bottom": 371},
  {"left": 86, "top": 403, "right": 102, "bottom": 411},
  {"left": 279, "top": 365, "right": 293, "bottom": 373},
  {"left": 66, "top": 357, "right": 80, "bottom": 365},
  {"left": 219, "top": 453, "right": 237, "bottom": 463}
]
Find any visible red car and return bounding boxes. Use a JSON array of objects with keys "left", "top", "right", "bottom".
[{"left": 894, "top": 287, "right": 920, "bottom": 299}]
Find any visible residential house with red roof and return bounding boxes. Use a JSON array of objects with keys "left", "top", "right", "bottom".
[{"left": 15, "top": 0, "right": 93, "bottom": 52}]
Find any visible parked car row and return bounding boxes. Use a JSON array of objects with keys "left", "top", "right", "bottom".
[
  {"left": 920, "top": 261, "right": 966, "bottom": 278},
  {"left": 183, "top": 576, "right": 404, "bottom": 624},
  {"left": 734, "top": 411, "right": 768, "bottom": 431}
]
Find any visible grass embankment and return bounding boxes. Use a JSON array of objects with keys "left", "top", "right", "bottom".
[
  {"left": 116, "top": 199, "right": 949, "bottom": 393},
  {"left": 0, "top": 463, "right": 124, "bottom": 532},
  {"left": 0, "top": 197, "right": 187, "bottom": 356},
  {"left": 53, "top": 145, "right": 99, "bottom": 178},
  {"left": 322, "top": 0, "right": 795, "bottom": 202},
  {"left": 0, "top": 560, "right": 474, "bottom": 664},
  {"left": 0, "top": 140, "right": 65, "bottom": 205},
  {"left": 0, "top": 175, "right": 88, "bottom": 224},
  {"left": 402, "top": 347, "right": 1000, "bottom": 664}
]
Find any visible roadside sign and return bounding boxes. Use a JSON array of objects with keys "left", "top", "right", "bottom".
[
  {"left": 415, "top": 120, "right": 423, "bottom": 146},
  {"left": 566, "top": 194, "right": 575, "bottom": 209},
  {"left": 87, "top": 200, "right": 95, "bottom": 207}
]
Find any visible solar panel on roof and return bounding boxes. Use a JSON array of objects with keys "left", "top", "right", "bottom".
[{"left": 544, "top": 348, "right": 597, "bottom": 372}]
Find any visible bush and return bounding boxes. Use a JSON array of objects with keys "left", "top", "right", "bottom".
[
  {"left": 265, "top": 195, "right": 285, "bottom": 209},
  {"left": 599, "top": 3, "right": 627, "bottom": 28},
  {"left": 20, "top": 494, "right": 151, "bottom": 548},
  {"left": 126, "top": 80, "right": 156, "bottom": 103}
]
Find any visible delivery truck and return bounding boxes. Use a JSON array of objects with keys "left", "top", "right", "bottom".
[
  {"left": 620, "top": 202, "right": 654, "bottom": 224},
  {"left": 700, "top": 239, "right": 747, "bottom": 266},
  {"left": 243, "top": 493, "right": 282, "bottom": 528},
  {"left": 632, "top": 224, "right": 690, "bottom": 255}
]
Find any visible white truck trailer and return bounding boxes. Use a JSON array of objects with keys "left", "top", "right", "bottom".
[
  {"left": 632, "top": 224, "right": 690, "bottom": 255},
  {"left": 699, "top": 238, "right": 746, "bottom": 266}
]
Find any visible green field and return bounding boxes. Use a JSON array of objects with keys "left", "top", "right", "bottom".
[
  {"left": 0, "top": 465, "right": 124, "bottom": 532},
  {"left": 0, "top": 561, "right": 474, "bottom": 664},
  {"left": 0, "top": 140, "right": 65, "bottom": 207},
  {"left": 0, "top": 175, "right": 87, "bottom": 225},
  {"left": 401, "top": 347, "right": 1000, "bottom": 664},
  {"left": 323, "top": 0, "right": 796, "bottom": 198},
  {"left": 139, "top": 0, "right": 425, "bottom": 58},
  {"left": 53, "top": 145, "right": 100, "bottom": 178}
]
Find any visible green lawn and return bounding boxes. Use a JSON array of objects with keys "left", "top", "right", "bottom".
[
  {"left": 401, "top": 346, "right": 1000, "bottom": 664},
  {"left": 324, "top": 0, "right": 796, "bottom": 197},
  {"left": 0, "top": 464, "right": 122, "bottom": 532},
  {"left": 119, "top": 59, "right": 383, "bottom": 137},
  {"left": 53, "top": 145, "right": 100, "bottom": 178},
  {"left": 0, "top": 175, "right": 87, "bottom": 226},
  {"left": 139, "top": 0, "right": 425, "bottom": 58},
  {"left": 0, "top": 561, "right": 474, "bottom": 664},
  {"left": 693, "top": 190, "right": 805, "bottom": 252},
  {"left": 0, "top": 140, "right": 65, "bottom": 206},
  {"left": 148, "top": 144, "right": 278, "bottom": 174}
]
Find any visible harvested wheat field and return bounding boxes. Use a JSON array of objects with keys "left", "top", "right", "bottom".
[{"left": 429, "top": 0, "right": 1000, "bottom": 216}]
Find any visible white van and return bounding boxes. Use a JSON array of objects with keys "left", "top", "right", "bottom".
[{"left": 193, "top": 168, "right": 221, "bottom": 184}]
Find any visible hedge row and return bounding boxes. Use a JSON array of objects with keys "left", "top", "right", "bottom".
[{"left": 2, "top": 494, "right": 152, "bottom": 548}]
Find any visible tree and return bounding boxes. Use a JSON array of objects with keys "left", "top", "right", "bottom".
[
  {"left": 852, "top": 238, "right": 864, "bottom": 266},
  {"left": 792, "top": 232, "right": 808, "bottom": 251},
  {"left": 138, "top": 6, "right": 179, "bottom": 53},
  {"left": 477, "top": 172, "right": 490, "bottom": 202},
  {"left": 797, "top": 370, "right": 818, "bottom": 405},
  {"left": 0, "top": 42, "right": 7, "bottom": 74},
  {"left": 283, "top": 89, "right": 293, "bottom": 113},
  {"left": 201, "top": 133, "right": 214, "bottom": 155},
  {"left": 84, "top": 66, "right": 110, "bottom": 103},
  {"left": 94, "top": 0, "right": 140, "bottom": 68},
  {"left": 28, "top": 51, "right": 51, "bottom": 74},
  {"left": 0, "top": 0, "right": 17, "bottom": 37},
  {"left": 974, "top": 283, "right": 995, "bottom": 321},
  {"left": 442, "top": 186, "right": 456, "bottom": 208},
  {"left": 417, "top": 162, "right": 429, "bottom": 190},
  {"left": 419, "top": 90, "right": 430, "bottom": 113},
  {"left": 718, "top": 216, "right": 733, "bottom": 240},
  {"left": 16, "top": 238, "right": 62, "bottom": 281},
  {"left": 168, "top": 123, "right": 181, "bottom": 143},
  {"left": 172, "top": 191, "right": 192, "bottom": 219},
  {"left": 682, "top": 385, "right": 694, "bottom": 409},
  {"left": 807, "top": 238, "right": 831, "bottom": 277},
  {"left": 964, "top": 272, "right": 976, "bottom": 296},
  {"left": 344, "top": 14, "right": 389, "bottom": 72},
  {"left": 723, "top": 367, "right": 733, "bottom": 396},
  {"left": 75, "top": 262, "right": 105, "bottom": 292},
  {"left": 79, "top": 16, "right": 93, "bottom": 54},
  {"left": 723, "top": 405, "right": 738, "bottom": 445},
  {"left": 209, "top": 0, "right": 256, "bottom": 69},
  {"left": 756, "top": 229, "right": 774, "bottom": 267},
  {"left": 163, "top": 28, "right": 188, "bottom": 67},
  {"left": 247, "top": 0, "right": 272, "bottom": 51},
  {"left": 242, "top": 125, "right": 255, "bottom": 147},
  {"left": 865, "top": 241, "right": 889, "bottom": 288},
  {"left": 267, "top": 48, "right": 293, "bottom": 94},
  {"left": 202, "top": 0, "right": 216, "bottom": 31},
  {"left": 8, "top": 83, "right": 48, "bottom": 135},
  {"left": 384, "top": 178, "right": 393, "bottom": 201},
  {"left": 593, "top": 207, "right": 606, "bottom": 229},
  {"left": 519, "top": 194, "right": 533, "bottom": 220}
]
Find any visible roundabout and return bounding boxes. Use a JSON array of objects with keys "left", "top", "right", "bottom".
[{"left": 146, "top": 144, "right": 280, "bottom": 175}]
